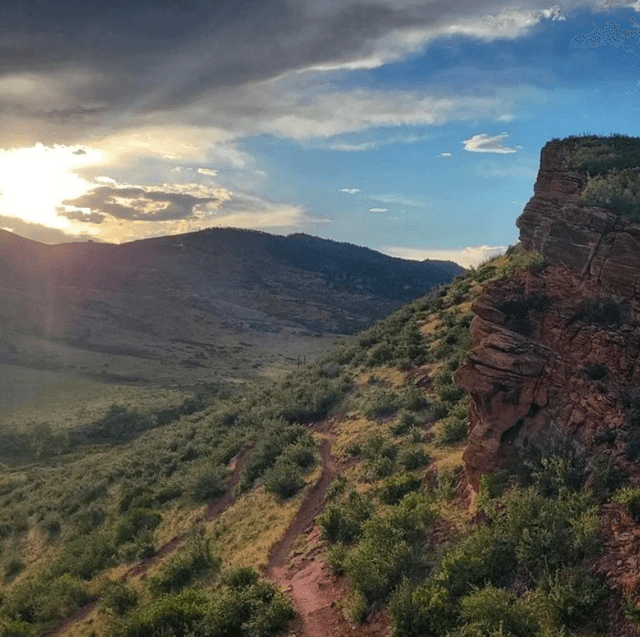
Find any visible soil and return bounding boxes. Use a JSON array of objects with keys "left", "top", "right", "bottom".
[{"left": 264, "top": 424, "right": 391, "bottom": 637}]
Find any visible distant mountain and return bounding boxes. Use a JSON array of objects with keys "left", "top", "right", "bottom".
[{"left": 0, "top": 227, "right": 462, "bottom": 385}]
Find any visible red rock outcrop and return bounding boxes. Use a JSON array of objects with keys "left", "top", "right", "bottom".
[{"left": 458, "top": 140, "right": 640, "bottom": 490}]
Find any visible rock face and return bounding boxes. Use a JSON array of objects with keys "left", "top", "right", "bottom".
[{"left": 458, "top": 140, "right": 640, "bottom": 490}]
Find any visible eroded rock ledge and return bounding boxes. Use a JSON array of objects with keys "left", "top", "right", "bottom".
[{"left": 458, "top": 139, "right": 640, "bottom": 490}]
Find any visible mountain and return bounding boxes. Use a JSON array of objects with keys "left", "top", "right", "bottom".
[
  {"left": 6, "top": 135, "right": 640, "bottom": 637},
  {"left": 0, "top": 227, "right": 462, "bottom": 385}
]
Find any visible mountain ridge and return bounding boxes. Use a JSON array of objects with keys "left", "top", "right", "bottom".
[{"left": 0, "top": 226, "right": 462, "bottom": 386}]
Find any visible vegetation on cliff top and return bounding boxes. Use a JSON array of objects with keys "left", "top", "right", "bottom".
[{"left": 562, "top": 133, "right": 640, "bottom": 219}]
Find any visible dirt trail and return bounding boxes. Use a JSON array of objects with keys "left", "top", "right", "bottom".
[
  {"left": 46, "top": 446, "right": 251, "bottom": 637},
  {"left": 265, "top": 435, "right": 339, "bottom": 637}
]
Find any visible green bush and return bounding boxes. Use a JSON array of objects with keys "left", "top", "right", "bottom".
[
  {"left": 537, "top": 567, "right": 608, "bottom": 630},
  {"left": 100, "top": 581, "right": 138, "bottom": 616},
  {"left": 590, "top": 455, "right": 626, "bottom": 501},
  {"left": 4, "top": 559, "right": 24, "bottom": 582},
  {"left": 615, "top": 487, "right": 640, "bottom": 522},
  {"left": 580, "top": 167, "right": 640, "bottom": 219},
  {"left": 114, "top": 588, "right": 207, "bottom": 637},
  {"left": 149, "top": 536, "right": 220, "bottom": 595},
  {"left": 389, "top": 578, "right": 454, "bottom": 637},
  {"left": 397, "top": 445, "right": 429, "bottom": 471},
  {"left": 114, "top": 508, "right": 162, "bottom": 544},
  {"left": 458, "top": 584, "right": 540, "bottom": 637},
  {"left": 564, "top": 134, "right": 640, "bottom": 176},
  {"left": 378, "top": 474, "right": 423, "bottom": 505},
  {"left": 0, "top": 620, "right": 36, "bottom": 637},
  {"left": 221, "top": 566, "right": 259, "bottom": 589},
  {"left": 318, "top": 491, "right": 374, "bottom": 544},
  {"left": 190, "top": 466, "right": 228, "bottom": 503},
  {"left": 263, "top": 459, "right": 305, "bottom": 499}
]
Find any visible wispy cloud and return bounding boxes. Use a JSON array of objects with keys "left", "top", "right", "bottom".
[
  {"left": 439, "top": 152, "right": 452, "bottom": 158},
  {"left": 368, "top": 207, "right": 388, "bottom": 213},
  {"left": 381, "top": 244, "right": 507, "bottom": 268},
  {"left": 463, "top": 133, "right": 519, "bottom": 154},
  {"left": 197, "top": 167, "right": 219, "bottom": 176},
  {"left": 369, "top": 194, "right": 429, "bottom": 208},
  {"left": 340, "top": 188, "right": 361, "bottom": 194}
]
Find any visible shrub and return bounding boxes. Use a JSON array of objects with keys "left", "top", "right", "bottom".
[
  {"left": 263, "top": 459, "right": 305, "bottom": 499},
  {"left": 537, "top": 567, "right": 608, "bottom": 630},
  {"left": 325, "top": 542, "right": 349, "bottom": 575},
  {"left": 114, "top": 508, "right": 162, "bottom": 544},
  {"left": 378, "top": 474, "right": 423, "bottom": 505},
  {"left": 149, "top": 536, "right": 220, "bottom": 595},
  {"left": 0, "top": 620, "right": 36, "bottom": 637},
  {"left": 344, "top": 536, "right": 414, "bottom": 604},
  {"left": 458, "top": 584, "right": 540, "bottom": 637},
  {"left": 195, "top": 581, "right": 295, "bottom": 637},
  {"left": 363, "top": 389, "right": 401, "bottom": 420},
  {"left": 590, "top": 455, "right": 626, "bottom": 501},
  {"left": 584, "top": 363, "right": 608, "bottom": 381},
  {"left": 115, "top": 588, "right": 207, "bottom": 637},
  {"left": 497, "top": 293, "right": 551, "bottom": 337},
  {"left": 391, "top": 411, "right": 417, "bottom": 435},
  {"left": 389, "top": 579, "right": 453, "bottom": 637},
  {"left": 190, "top": 466, "right": 228, "bottom": 503},
  {"left": 318, "top": 491, "right": 374, "bottom": 544},
  {"left": 397, "top": 445, "right": 429, "bottom": 471},
  {"left": 580, "top": 167, "right": 640, "bottom": 219},
  {"left": 438, "top": 527, "right": 517, "bottom": 599},
  {"left": 4, "top": 559, "right": 24, "bottom": 582},
  {"left": 615, "top": 487, "right": 640, "bottom": 522},
  {"left": 221, "top": 565, "right": 259, "bottom": 589},
  {"left": 100, "top": 581, "right": 138, "bottom": 616}
]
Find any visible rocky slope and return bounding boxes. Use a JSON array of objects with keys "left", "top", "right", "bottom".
[{"left": 458, "top": 136, "right": 640, "bottom": 490}]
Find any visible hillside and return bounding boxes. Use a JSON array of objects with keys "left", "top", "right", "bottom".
[
  {"left": 0, "top": 227, "right": 461, "bottom": 388},
  {"left": 5, "top": 135, "right": 640, "bottom": 637}
]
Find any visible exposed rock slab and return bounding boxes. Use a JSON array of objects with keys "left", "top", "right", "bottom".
[{"left": 459, "top": 140, "right": 640, "bottom": 489}]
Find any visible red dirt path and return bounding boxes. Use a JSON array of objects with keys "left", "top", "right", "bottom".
[{"left": 265, "top": 428, "right": 391, "bottom": 637}]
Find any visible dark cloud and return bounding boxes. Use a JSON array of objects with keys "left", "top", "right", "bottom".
[
  {"left": 0, "top": 0, "right": 555, "bottom": 140},
  {"left": 62, "top": 185, "right": 225, "bottom": 221},
  {"left": 72, "top": 148, "right": 87, "bottom": 155},
  {"left": 56, "top": 208, "right": 105, "bottom": 223},
  {"left": 37, "top": 107, "right": 110, "bottom": 122}
]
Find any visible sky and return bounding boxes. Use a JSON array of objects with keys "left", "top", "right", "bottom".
[{"left": 2, "top": 1, "right": 640, "bottom": 267}]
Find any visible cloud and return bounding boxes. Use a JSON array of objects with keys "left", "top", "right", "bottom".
[
  {"left": 381, "top": 244, "right": 507, "bottom": 268},
  {"left": 368, "top": 207, "right": 388, "bottom": 213},
  {"left": 569, "top": 19, "right": 640, "bottom": 55},
  {"left": 56, "top": 208, "right": 106, "bottom": 224},
  {"left": 369, "top": 194, "right": 428, "bottom": 208},
  {"left": 197, "top": 167, "right": 219, "bottom": 176},
  {"left": 439, "top": 152, "right": 452, "bottom": 157},
  {"left": 340, "top": 188, "right": 361, "bottom": 194},
  {"left": 463, "top": 133, "right": 519, "bottom": 154},
  {"left": 60, "top": 183, "right": 232, "bottom": 222},
  {"left": 0, "top": 1, "right": 573, "bottom": 148}
]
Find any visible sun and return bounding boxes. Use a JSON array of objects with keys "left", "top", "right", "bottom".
[{"left": 0, "top": 144, "right": 104, "bottom": 231}]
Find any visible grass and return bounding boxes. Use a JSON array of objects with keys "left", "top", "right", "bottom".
[
  {"left": 208, "top": 467, "right": 320, "bottom": 570},
  {"left": 0, "top": 365, "right": 190, "bottom": 431}
]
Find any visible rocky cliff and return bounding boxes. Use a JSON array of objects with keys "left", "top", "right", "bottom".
[{"left": 458, "top": 137, "right": 640, "bottom": 491}]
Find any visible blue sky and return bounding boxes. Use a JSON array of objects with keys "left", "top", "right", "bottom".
[{"left": 1, "top": 1, "right": 640, "bottom": 266}]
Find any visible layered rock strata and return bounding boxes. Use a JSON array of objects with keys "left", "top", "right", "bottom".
[{"left": 458, "top": 140, "right": 640, "bottom": 490}]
